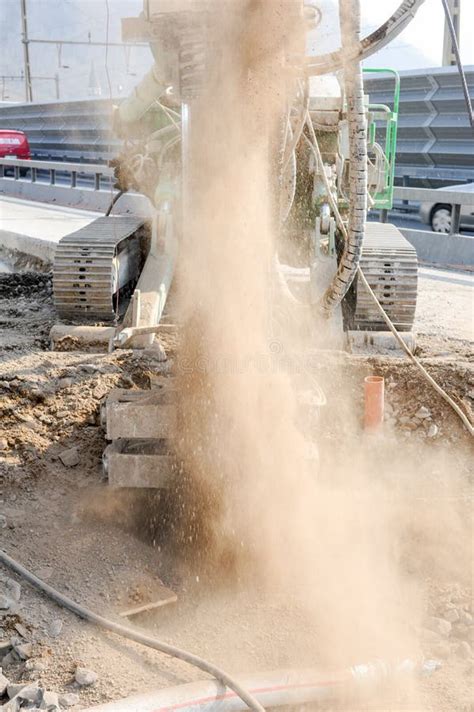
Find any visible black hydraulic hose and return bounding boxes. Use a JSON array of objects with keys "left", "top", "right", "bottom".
[
  {"left": 306, "top": 0, "right": 427, "bottom": 76},
  {"left": 0, "top": 549, "right": 265, "bottom": 712},
  {"left": 440, "top": 0, "right": 474, "bottom": 131},
  {"left": 105, "top": 190, "right": 125, "bottom": 217},
  {"left": 320, "top": 0, "right": 367, "bottom": 314}
]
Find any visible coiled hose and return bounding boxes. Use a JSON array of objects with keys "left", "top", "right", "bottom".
[
  {"left": 0, "top": 549, "right": 265, "bottom": 712},
  {"left": 320, "top": 0, "right": 367, "bottom": 314}
]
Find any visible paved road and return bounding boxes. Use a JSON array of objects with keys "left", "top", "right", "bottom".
[
  {"left": 370, "top": 210, "right": 474, "bottom": 237},
  {"left": 416, "top": 266, "right": 473, "bottom": 342},
  {"left": 0, "top": 196, "right": 99, "bottom": 243}
]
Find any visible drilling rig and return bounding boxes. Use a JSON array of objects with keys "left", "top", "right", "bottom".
[{"left": 51, "top": 0, "right": 424, "bottom": 488}]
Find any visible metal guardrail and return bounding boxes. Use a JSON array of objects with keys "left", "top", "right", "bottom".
[
  {"left": 0, "top": 98, "right": 117, "bottom": 164},
  {"left": 0, "top": 157, "right": 114, "bottom": 190},
  {"left": 0, "top": 66, "right": 472, "bottom": 182},
  {"left": 364, "top": 65, "right": 474, "bottom": 187},
  {"left": 0, "top": 156, "right": 150, "bottom": 216}
]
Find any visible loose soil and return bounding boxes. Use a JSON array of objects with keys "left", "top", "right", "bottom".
[{"left": 0, "top": 272, "right": 472, "bottom": 711}]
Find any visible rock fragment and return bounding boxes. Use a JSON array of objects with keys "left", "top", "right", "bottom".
[
  {"left": 39, "top": 689, "right": 60, "bottom": 710},
  {"left": 58, "top": 692, "right": 80, "bottom": 708},
  {"left": 13, "top": 642, "right": 33, "bottom": 660},
  {"left": 0, "top": 668, "right": 10, "bottom": 696},
  {"left": 1, "top": 578, "right": 21, "bottom": 603},
  {"left": 47, "top": 619, "right": 63, "bottom": 638},
  {"left": 74, "top": 667, "right": 98, "bottom": 687},
  {"left": 0, "top": 640, "right": 13, "bottom": 657},
  {"left": 0, "top": 438, "right": 8, "bottom": 451},
  {"left": 58, "top": 448, "right": 80, "bottom": 468},
  {"left": 25, "top": 658, "right": 47, "bottom": 673},
  {"left": 0, "top": 652, "right": 17, "bottom": 668},
  {"left": 415, "top": 406, "right": 431, "bottom": 419},
  {"left": 57, "top": 378, "right": 73, "bottom": 389},
  {"left": 7, "top": 681, "right": 39, "bottom": 701},
  {"left": 427, "top": 423, "right": 439, "bottom": 438},
  {"left": 0, "top": 595, "right": 11, "bottom": 610}
]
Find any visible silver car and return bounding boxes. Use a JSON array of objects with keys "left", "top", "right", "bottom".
[{"left": 419, "top": 182, "right": 474, "bottom": 233}]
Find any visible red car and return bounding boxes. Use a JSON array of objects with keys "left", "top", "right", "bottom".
[
  {"left": 0, "top": 129, "right": 31, "bottom": 159},
  {"left": 0, "top": 130, "right": 31, "bottom": 176},
  {"left": 0, "top": 129, "right": 31, "bottom": 176}
]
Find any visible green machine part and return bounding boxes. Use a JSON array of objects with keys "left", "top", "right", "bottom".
[{"left": 363, "top": 67, "right": 400, "bottom": 211}]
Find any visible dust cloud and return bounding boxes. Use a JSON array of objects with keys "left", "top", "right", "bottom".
[
  {"left": 174, "top": 0, "right": 424, "bottom": 685},
  {"left": 133, "top": 0, "right": 470, "bottom": 708}
]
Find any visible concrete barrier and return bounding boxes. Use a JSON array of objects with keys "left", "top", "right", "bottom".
[
  {"left": 400, "top": 229, "right": 474, "bottom": 269},
  {"left": 0, "top": 229, "right": 57, "bottom": 268},
  {"left": 0, "top": 178, "right": 152, "bottom": 216}
]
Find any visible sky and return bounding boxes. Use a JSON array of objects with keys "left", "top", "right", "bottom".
[
  {"left": 359, "top": 0, "right": 474, "bottom": 66},
  {"left": 0, "top": 0, "right": 473, "bottom": 102}
]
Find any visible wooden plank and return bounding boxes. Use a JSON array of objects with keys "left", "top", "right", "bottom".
[{"left": 119, "top": 590, "right": 177, "bottom": 618}]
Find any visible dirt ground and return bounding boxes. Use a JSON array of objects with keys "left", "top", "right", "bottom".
[{"left": 0, "top": 272, "right": 473, "bottom": 711}]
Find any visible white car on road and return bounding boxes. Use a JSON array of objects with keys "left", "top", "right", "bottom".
[{"left": 419, "top": 182, "right": 474, "bottom": 233}]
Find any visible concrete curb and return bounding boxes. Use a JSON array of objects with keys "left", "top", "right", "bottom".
[
  {"left": 400, "top": 229, "right": 474, "bottom": 268},
  {"left": 0, "top": 229, "right": 57, "bottom": 265},
  {"left": 0, "top": 180, "right": 152, "bottom": 216}
]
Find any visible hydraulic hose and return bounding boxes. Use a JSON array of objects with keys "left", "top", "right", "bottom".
[
  {"left": 82, "top": 659, "right": 440, "bottom": 712},
  {"left": 0, "top": 549, "right": 265, "bottom": 712},
  {"left": 306, "top": 0, "right": 427, "bottom": 76},
  {"left": 319, "top": 0, "right": 367, "bottom": 313},
  {"left": 105, "top": 190, "right": 124, "bottom": 217}
]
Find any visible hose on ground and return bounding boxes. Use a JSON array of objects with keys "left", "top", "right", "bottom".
[
  {"left": 306, "top": 0, "right": 427, "bottom": 76},
  {"left": 318, "top": 0, "right": 367, "bottom": 313},
  {"left": 0, "top": 549, "right": 265, "bottom": 712}
]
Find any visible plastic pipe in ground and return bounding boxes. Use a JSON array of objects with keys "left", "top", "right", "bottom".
[
  {"left": 364, "top": 375, "right": 384, "bottom": 430},
  {"left": 83, "top": 659, "right": 440, "bottom": 712}
]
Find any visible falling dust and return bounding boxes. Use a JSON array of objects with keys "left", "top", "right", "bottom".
[{"left": 145, "top": 1, "right": 471, "bottom": 708}]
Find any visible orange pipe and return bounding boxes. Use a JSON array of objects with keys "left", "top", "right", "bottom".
[{"left": 364, "top": 375, "right": 384, "bottom": 430}]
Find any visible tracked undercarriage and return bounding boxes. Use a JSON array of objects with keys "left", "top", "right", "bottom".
[
  {"left": 354, "top": 222, "right": 418, "bottom": 332},
  {"left": 53, "top": 217, "right": 147, "bottom": 322}
]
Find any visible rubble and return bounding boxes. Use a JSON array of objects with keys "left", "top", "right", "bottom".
[
  {"left": 12, "top": 644, "right": 32, "bottom": 662},
  {"left": 38, "top": 690, "right": 60, "bottom": 711},
  {"left": 57, "top": 693, "right": 80, "bottom": 708},
  {"left": 0, "top": 671, "right": 9, "bottom": 697},
  {"left": 0, "top": 270, "right": 472, "bottom": 712},
  {"left": 415, "top": 406, "right": 431, "bottom": 420},
  {"left": 6, "top": 682, "right": 38, "bottom": 701},
  {"left": 58, "top": 449, "right": 80, "bottom": 468},
  {"left": 74, "top": 668, "right": 98, "bottom": 687}
]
